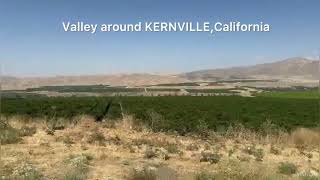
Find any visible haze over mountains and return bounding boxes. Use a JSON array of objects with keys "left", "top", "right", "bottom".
[{"left": 2, "top": 57, "right": 319, "bottom": 90}]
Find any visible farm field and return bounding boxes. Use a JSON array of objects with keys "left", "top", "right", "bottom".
[
  {"left": 257, "top": 90, "right": 319, "bottom": 99},
  {"left": 1, "top": 95, "right": 319, "bottom": 133}
]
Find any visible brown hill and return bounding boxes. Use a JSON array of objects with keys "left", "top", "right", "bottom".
[
  {"left": 181, "top": 57, "right": 319, "bottom": 81},
  {"left": 1, "top": 74, "right": 187, "bottom": 90}
]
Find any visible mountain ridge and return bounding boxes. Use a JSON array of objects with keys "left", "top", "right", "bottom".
[{"left": 181, "top": 57, "right": 319, "bottom": 81}]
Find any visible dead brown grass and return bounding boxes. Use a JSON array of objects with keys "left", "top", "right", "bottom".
[
  {"left": 1, "top": 116, "right": 320, "bottom": 180},
  {"left": 290, "top": 128, "right": 320, "bottom": 148}
]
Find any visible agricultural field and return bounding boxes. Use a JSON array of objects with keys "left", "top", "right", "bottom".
[
  {"left": 26, "top": 85, "right": 144, "bottom": 93},
  {"left": 146, "top": 88, "right": 181, "bottom": 92},
  {"left": 1, "top": 95, "right": 319, "bottom": 133},
  {"left": 151, "top": 82, "right": 200, "bottom": 86},
  {"left": 257, "top": 90, "right": 319, "bottom": 99},
  {"left": 184, "top": 88, "right": 243, "bottom": 94}
]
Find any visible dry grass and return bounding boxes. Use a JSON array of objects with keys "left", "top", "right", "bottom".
[
  {"left": 289, "top": 128, "right": 320, "bottom": 148},
  {"left": 0, "top": 116, "right": 319, "bottom": 180}
]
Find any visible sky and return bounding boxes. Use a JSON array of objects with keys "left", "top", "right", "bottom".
[{"left": 1, "top": 0, "right": 319, "bottom": 77}]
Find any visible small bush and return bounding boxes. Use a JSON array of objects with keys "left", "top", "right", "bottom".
[
  {"left": 19, "top": 126, "right": 37, "bottom": 137},
  {"left": 108, "top": 135, "right": 121, "bottom": 145},
  {"left": 165, "top": 143, "right": 180, "bottom": 154},
  {"left": 127, "top": 167, "right": 156, "bottom": 180},
  {"left": 200, "top": 152, "right": 221, "bottom": 164},
  {"left": 87, "top": 130, "right": 106, "bottom": 146},
  {"left": 195, "top": 171, "right": 215, "bottom": 180},
  {"left": 244, "top": 145, "right": 264, "bottom": 161},
  {"left": 228, "top": 149, "right": 235, "bottom": 157},
  {"left": 144, "top": 148, "right": 157, "bottom": 159},
  {"left": 186, "top": 143, "right": 199, "bottom": 151},
  {"left": 63, "top": 168, "right": 87, "bottom": 180},
  {"left": 132, "top": 138, "right": 154, "bottom": 147},
  {"left": 12, "top": 163, "right": 43, "bottom": 180},
  {"left": 243, "top": 145, "right": 256, "bottom": 155},
  {"left": 270, "top": 145, "right": 281, "bottom": 155},
  {"left": 278, "top": 162, "right": 297, "bottom": 175},
  {"left": 63, "top": 153, "right": 93, "bottom": 180},
  {"left": 197, "top": 119, "right": 210, "bottom": 138},
  {"left": 63, "top": 136, "right": 74, "bottom": 147},
  {"left": 0, "top": 122, "right": 21, "bottom": 144},
  {"left": 253, "top": 148, "right": 264, "bottom": 161}
]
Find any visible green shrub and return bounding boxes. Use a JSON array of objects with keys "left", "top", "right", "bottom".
[{"left": 278, "top": 162, "right": 297, "bottom": 175}]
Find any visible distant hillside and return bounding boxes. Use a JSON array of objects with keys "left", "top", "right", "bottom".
[
  {"left": 1, "top": 74, "right": 187, "bottom": 90},
  {"left": 181, "top": 57, "right": 319, "bottom": 81},
  {"left": 2, "top": 57, "right": 319, "bottom": 90}
]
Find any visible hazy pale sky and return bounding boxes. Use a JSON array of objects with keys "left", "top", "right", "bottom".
[{"left": 1, "top": 0, "right": 319, "bottom": 76}]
